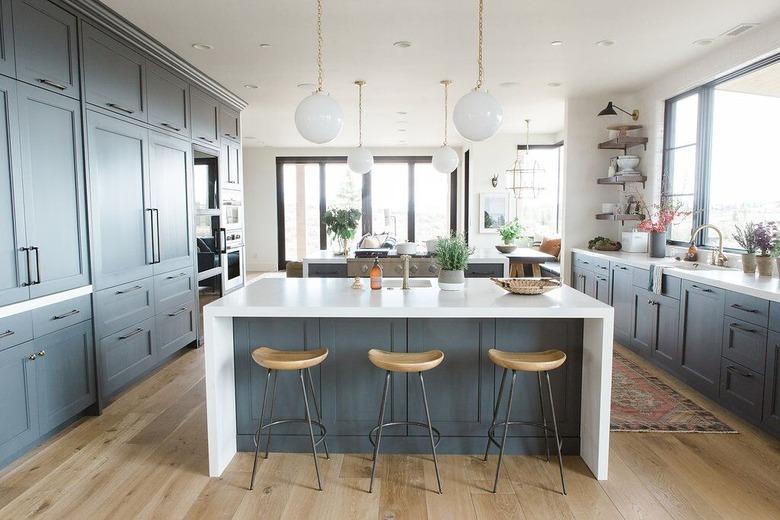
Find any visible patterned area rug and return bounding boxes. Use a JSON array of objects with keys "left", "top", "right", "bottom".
[{"left": 611, "top": 352, "right": 737, "bottom": 433}]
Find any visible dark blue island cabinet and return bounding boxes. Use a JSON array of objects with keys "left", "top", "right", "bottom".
[{"left": 233, "top": 317, "right": 584, "bottom": 454}]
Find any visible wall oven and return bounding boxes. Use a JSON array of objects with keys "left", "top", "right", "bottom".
[
  {"left": 222, "top": 190, "right": 243, "bottom": 230},
  {"left": 223, "top": 247, "right": 244, "bottom": 292}
]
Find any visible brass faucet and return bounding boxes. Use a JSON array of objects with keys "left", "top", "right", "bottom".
[
  {"left": 690, "top": 224, "right": 729, "bottom": 267},
  {"left": 401, "top": 254, "right": 410, "bottom": 290}
]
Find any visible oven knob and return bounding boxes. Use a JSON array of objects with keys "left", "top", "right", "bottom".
[
  {"left": 410, "top": 264, "right": 418, "bottom": 273},
  {"left": 428, "top": 265, "right": 438, "bottom": 274},
  {"left": 361, "top": 265, "right": 369, "bottom": 273},
  {"left": 395, "top": 265, "right": 403, "bottom": 273}
]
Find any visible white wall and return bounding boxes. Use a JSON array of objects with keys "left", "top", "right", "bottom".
[{"left": 242, "top": 145, "right": 464, "bottom": 271}]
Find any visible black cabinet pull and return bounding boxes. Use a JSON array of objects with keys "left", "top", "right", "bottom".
[
  {"left": 146, "top": 209, "right": 161, "bottom": 264},
  {"left": 691, "top": 284, "right": 713, "bottom": 293},
  {"left": 20, "top": 246, "right": 32, "bottom": 287},
  {"left": 198, "top": 136, "right": 215, "bottom": 143},
  {"left": 153, "top": 209, "right": 161, "bottom": 264},
  {"left": 729, "top": 322, "right": 758, "bottom": 334},
  {"left": 730, "top": 303, "right": 758, "bottom": 313},
  {"left": 30, "top": 246, "right": 41, "bottom": 285},
  {"left": 167, "top": 307, "right": 189, "bottom": 317},
  {"left": 161, "top": 122, "right": 182, "bottom": 131},
  {"left": 0, "top": 329, "right": 14, "bottom": 339},
  {"left": 53, "top": 309, "right": 80, "bottom": 320},
  {"left": 166, "top": 272, "right": 188, "bottom": 280},
  {"left": 726, "top": 365, "right": 753, "bottom": 378},
  {"left": 118, "top": 328, "right": 144, "bottom": 340},
  {"left": 107, "top": 102, "right": 135, "bottom": 114},
  {"left": 38, "top": 78, "right": 67, "bottom": 90},
  {"left": 115, "top": 285, "right": 143, "bottom": 295}
]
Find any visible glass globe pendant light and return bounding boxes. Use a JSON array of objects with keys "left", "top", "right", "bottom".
[
  {"left": 347, "top": 80, "right": 373, "bottom": 174},
  {"left": 453, "top": 0, "right": 503, "bottom": 141},
  {"left": 432, "top": 80, "right": 460, "bottom": 174},
  {"left": 294, "top": 0, "right": 343, "bottom": 144}
]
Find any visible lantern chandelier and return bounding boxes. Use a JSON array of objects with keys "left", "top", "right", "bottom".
[
  {"left": 505, "top": 119, "right": 545, "bottom": 199},
  {"left": 432, "top": 80, "right": 459, "bottom": 174}
]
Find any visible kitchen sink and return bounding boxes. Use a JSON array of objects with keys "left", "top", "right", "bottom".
[
  {"left": 669, "top": 261, "right": 735, "bottom": 272},
  {"left": 383, "top": 279, "right": 433, "bottom": 288}
]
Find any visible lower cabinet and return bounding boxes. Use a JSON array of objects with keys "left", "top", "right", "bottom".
[
  {"left": 629, "top": 287, "right": 654, "bottom": 356},
  {"left": 652, "top": 294, "right": 680, "bottom": 372},
  {"left": 100, "top": 317, "right": 156, "bottom": 397},
  {"left": 464, "top": 263, "right": 504, "bottom": 278},
  {"left": 763, "top": 331, "right": 780, "bottom": 435},
  {"left": 610, "top": 263, "right": 633, "bottom": 345},
  {"left": 0, "top": 340, "right": 39, "bottom": 462},
  {"left": 155, "top": 304, "right": 195, "bottom": 359},
  {"left": 720, "top": 359, "right": 764, "bottom": 423}
]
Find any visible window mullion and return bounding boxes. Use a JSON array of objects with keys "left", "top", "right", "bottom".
[{"left": 695, "top": 86, "right": 714, "bottom": 246}]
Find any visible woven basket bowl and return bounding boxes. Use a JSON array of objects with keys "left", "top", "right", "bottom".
[{"left": 490, "top": 277, "right": 561, "bottom": 295}]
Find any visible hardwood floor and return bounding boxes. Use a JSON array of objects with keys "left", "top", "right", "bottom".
[{"left": 1, "top": 344, "right": 779, "bottom": 519}]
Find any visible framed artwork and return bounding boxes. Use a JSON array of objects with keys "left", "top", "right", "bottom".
[{"left": 479, "top": 192, "right": 508, "bottom": 233}]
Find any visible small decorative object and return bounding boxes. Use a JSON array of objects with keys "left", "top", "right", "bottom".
[
  {"left": 636, "top": 194, "right": 692, "bottom": 259},
  {"left": 621, "top": 230, "right": 648, "bottom": 253},
  {"left": 607, "top": 157, "right": 617, "bottom": 177},
  {"left": 684, "top": 244, "right": 699, "bottom": 262},
  {"left": 479, "top": 192, "right": 508, "bottom": 233},
  {"left": 491, "top": 173, "right": 499, "bottom": 187},
  {"left": 588, "top": 236, "right": 621, "bottom": 251},
  {"left": 395, "top": 242, "right": 417, "bottom": 255},
  {"left": 351, "top": 276, "right": 363, "bottom": 289},
  {"left": 322, "top": 207, "right": 361, "bottom": 256},
  {"left": 755, "top": 221, "right": 777, "bottom": 276},
  {"left": 733, "top": 222, "right": 758, "bottom": 274},
  {"left": 425, "top": 239, "right": 439, "bottom": 254},
  {"left": 370, "top": 257, "right": 382, "bottom": 290},
  {"left": 491, "top": 277, "right": 561, "bottom": 295},
  {"left": 496, "top": 219, "right": 524, "bottom": 253},
  {"left": 434, "top": 234, "right": 473, "bottom": 291},
  {"left": 505, "top": 119, "right": 545, "bottom": 199},
  {"left": 616, "top": 155, "right": 640, "bottom": 172}
]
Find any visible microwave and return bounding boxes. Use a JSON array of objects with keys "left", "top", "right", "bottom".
[{"left": 222, "top": 190, "right": 243, "bottom": 230}]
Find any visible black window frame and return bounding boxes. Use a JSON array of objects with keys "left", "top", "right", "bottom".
[
  {"left": 663, "top": 52, "right": 780, "bottom": 250},
  {"left": 276, "top": 156, "right": 456, "bottom": 269}
]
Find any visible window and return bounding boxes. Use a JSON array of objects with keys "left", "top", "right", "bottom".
[
  {"left": 664, "top": 54, "right": 780, "bottom": 249},
  {"left": 276, "top": 157, "right": 454, "bottom": 268},
  {"left": 514, "top": 143, "right": 563, "bottom": 239}
]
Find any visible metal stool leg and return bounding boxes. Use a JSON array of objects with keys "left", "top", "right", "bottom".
[
  {"left": 249, "top": 368, "right": 272, "bottom": 490},
  {"left": 306, "top": 368, "right": 330, "bottom": 459},
  {"left": 369, "top": 371, "right": 391, "bottom": 493},
  {"left": 419, "top": 372, "right": 442, "bottom": 494},
  {"left": 545, "top": 371, "right": 567, "bottom": 495},
  {"left": 264, "top": 369, "right": 279, "bottom": 459},
  {"left": 537, "top": 372, "right": 550, "bottom": 462},
  {"left": 492, "top": 370, "right": 517, "bottom": 494},
  {"left": 484, "top": 368, "right": 508, "bottom": 461},
  {"left": 299, "top": 369, "right": 323, "bottom": 491}
]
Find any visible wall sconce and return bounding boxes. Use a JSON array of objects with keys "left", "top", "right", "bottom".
[
  {"left": 597, "top": 101, "right": 639, "bottom": 121},
  {"left": 491, "top": 173, "right": 498, "bottom": 187}
]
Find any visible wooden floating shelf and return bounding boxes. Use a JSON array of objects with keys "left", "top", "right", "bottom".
[
  {"left": 597, "top": 174, "right": 647, "bottom": 190},
  {"left": 598, "top": 136, "right": 648, "bottom": 152},
  {"left": 595, "top": 213, "right": 642, "bottom": 221}
]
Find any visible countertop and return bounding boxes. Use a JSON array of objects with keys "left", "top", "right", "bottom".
[
  {"left": 572, "top": 248, "right": 780, "bottom": 302},
  {"left": 302, "top": 248, "right": 512, "bottom": 265},
  {"left": 204, "top": 277, "right": 612, "bottom": 319}
]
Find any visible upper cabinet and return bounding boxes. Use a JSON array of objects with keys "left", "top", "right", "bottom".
[
  {"left": 12, "top": 0, "right": 79, "bottom": 98},
  {"left": 0, "top": 0, "right": 14, "bottom": 78},
  {"left": 147, "top": 61, "right": 189, "bottom": 138},
  {"left": 221, "top": 139, "right": 241, "bottom": 190},
  {"left": 190, "top": 86, "right": 219, "bottom": 147},
  {"left": 219, "top": 104, "right": 240, "bottom": 142},
  {"left": 82, "top": 22, "right": 146, "bottom": 122}
]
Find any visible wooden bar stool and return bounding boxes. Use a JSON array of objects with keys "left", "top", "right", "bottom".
[
  {"left": 367, "top": 348, "right": 445, "bottom": 494},
  {"left": 249, "top": 347, "right": 329, "bottom": 491},
  {"left": 483, "top": 348, "right": 568, "bottom": 495}
]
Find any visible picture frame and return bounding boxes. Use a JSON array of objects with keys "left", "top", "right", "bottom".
[{"left": 479, "top": 192, "right": 508, "bottom": 233}]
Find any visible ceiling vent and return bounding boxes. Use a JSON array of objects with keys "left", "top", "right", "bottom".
[{"left": 721, "top": 23, "right": 759, "bottom": 37}]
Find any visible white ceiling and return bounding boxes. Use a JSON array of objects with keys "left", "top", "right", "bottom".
[{"left": 104, "top": 0, "right": 780, "bottom": 147}]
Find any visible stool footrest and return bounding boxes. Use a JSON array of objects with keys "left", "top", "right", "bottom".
[
  {"left": 253, "top": 418, "right": 328, "bottom": 449},
  {"left": 369, "top": 421, "right": 441, "bottom": 448},
  {"left": 487, "top": 420, "right": 563, "bottom": 451}
]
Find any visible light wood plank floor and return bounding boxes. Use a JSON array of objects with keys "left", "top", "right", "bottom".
[{"left": 1, "top": 344, "right": 779, "bottom": 519}]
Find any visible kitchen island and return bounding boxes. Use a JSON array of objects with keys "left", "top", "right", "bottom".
[{"left": 204, "top": 278, "right": 614, "bottom": 480}]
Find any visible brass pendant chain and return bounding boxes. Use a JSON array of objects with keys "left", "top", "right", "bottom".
[
  {"left": 441, "top": 80, "right": 452, "bottom": 146},
  {"left": 316, "top": 0, "right": 324, "bottom": 92},
  {"left": 356, "top": 80, "right": 365, "bottom": 147},
  {"left": 476, "top": 0, "right": 484, "bottom": 90}
]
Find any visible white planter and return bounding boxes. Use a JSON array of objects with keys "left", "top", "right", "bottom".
[{"left": 438, "top": 269, "right": 465, "bottom": 291}]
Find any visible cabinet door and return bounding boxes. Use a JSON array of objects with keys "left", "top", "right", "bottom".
[
  {"left": 0, "top": 76, "right": 29, "bottom": 306},
  {"left": 0, "top": 0, "right": 14, "bottom": 78},
  {"left": 630, "top": 287, "right": 654, "bottom": 357},
  {"left": 99, "top": 317, "right": 156, "bottom": 397},
  {"left": 583, "top": 270, "right": 597, "bottom": 299},
  {"left": 190, "top": 86, "right": 218, "bottom": 146},
  {"left": 149, "top": 131, "right": 193, "bottom": 274},
  {"left": 220, "top": 138, "right": 241, "bottom": 189},
  {"left": 219, "top": 104, "right": 239, "bottom": 141},
  {"left": 12, "top": 0, "right": 79, "bottom": 98},
  {"left": 652, "top": 294, "right": 680, "bottom": 371},
  {"left": 678, "top": 281, "right": 725, "bottom": 399},
  {"left": 87, "top": 111, "right": 153, "bottom": 289},
  {"left": 594, "top": 274, "right": 610, "bottom": 304},
  {"left": 147, "top": 61, "right": 189, "bottom": 138},
  {"left": 571, "top": 267, "right": 586, "bottom": 293},
  {"left": 18, "top": 84, "right": 89, "bottom": 297},
  {"left": 763, "top": 331, "right": 780, "bottom": 435},
  {"left": 82, "top": 23, "right": 146, "bottom": 121},
  {"left": 610, "top": 263, "right": 633, "bottom": 345},
  {"left": 0, "top": 340, "right": 38, "bottom": 462},
  {"left": 35, "top": 321, "right": 95, "bottom": 434},
  {"left": 155, "top": 303, "right": 195, "bottom": 359}
]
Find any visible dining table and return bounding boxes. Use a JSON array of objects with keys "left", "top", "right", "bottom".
[{"left": 504, "top": 247, "right": 557, "bottom": 277}]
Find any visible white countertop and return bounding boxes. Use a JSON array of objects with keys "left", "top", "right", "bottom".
[
  {"left": 572, "top": 248, "right": 780, "bottom": 302},
  {"left": 204, "top": 277, "right": 612, "bottom": 319},
  {"left": 302, "top": 248, "right": 511, "bottom": 265}
]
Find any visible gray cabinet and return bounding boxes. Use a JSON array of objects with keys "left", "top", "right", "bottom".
[
  {"left": 678, "top": 281, "right": 725, "bottom": 399},
  {"left": 0, "top": 311, "right": 32, "bottom": 351},
  {"left": 12, "top": 0, "right": 79, "bottom": 98},
  {"left": 155, "top": 304, "right": 195, "bottom": 359},
  {"left": 610, "top": 263, "right": 633, "bottom": 345},
  {"left": 147, "top": 61, "right": 189, "bottom": 138},
  {"left": 99, "top": 317, "right": 156, "bottom": 396},
  {"left": 82, "top": 23, "right": 146, "bottom": 121},
  {"left": 17, "top": 84, "right": 88, "bottom": 297},
  {"left": 221, "top": 139, "right": 241, "bottom": 189},
  {"left": 630, "top": 287, "right": 654, "bottom": 356},
  {"left": 652, "top": 294, "right": 680, "bottom": 372},
  {"left": 594, "top": 272, "right": 610, "bottom": 304},
  {"left": 190, "top": 86, "right": 219, "bottom": 146},
  {"left": 94, "top": 278, "right": 155, "bottom": 338},
  {"left": 464, "top": 262, "right": 504, "bottom": 278},
  {"left": 0, "top": 0, "right": 14, "bottom": 78},
  {"left": 149, "top": 131, "right": 194, "bottom": 274},
  {"left": 0, "top": 339, "right": 38, "bottom": 462},
  {"left": 31, "top": 293, "right": 91, "bottom": 337},
  {"left": 0, "top": 75, "right": 28, "bottom": 306},
  {"left": 720, "top": 359, "right": 763, "bottom": 423},
  {"left": 87, "top": 111, "right": 153, "bottom": 289},
  {"left": 35, "top": 321, "right": 95, "bottom": 434},
  {"left": 721, "top": 319, "right": 767, "bottom": 374},
  {"left": 219, "top": 103, "right": 239, "bottom": 141},
  {"left": 763, "top": 331, "right": 780, "bottom": 435},
  {"left": 307, "top": 263, "right": 347, "bottom": 278}
]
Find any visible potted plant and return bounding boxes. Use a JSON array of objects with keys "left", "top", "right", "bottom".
[
  {"left": 636, "top": 195, "right": 691, "bottom": 258},
  {"left": 732, "top": 222, "right": 758, "bottom": 274},
  {"left": 772, "top": 231, "right": 780, "bottom": 277},
  {"left": 322, "top": 207, "right": 361, "bottom": 256},
  {"left": 434, "top": 234, "right": 473, "bottom": 291},
  {"left": 496, "top": 219, "right": 524, "bottom": 253},
  {"left": 755, "top": 221, "right": 777, "bottom": 276}
]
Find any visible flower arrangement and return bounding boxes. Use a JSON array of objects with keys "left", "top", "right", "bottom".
[
  {"left": 755, "top": 221, "right": 777, "bottom": 257},
  {"left": 636, "top": 198, "right": 691, "bottom": 233},
  {"left": 497, "top": 219, "right": 524, "bottom": 245},
  {"left": 732, "top": 222, "right": 758, "bottom": 254}
]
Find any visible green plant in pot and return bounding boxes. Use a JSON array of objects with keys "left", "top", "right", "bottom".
[
  {"left": 322, "top": 207, "right": 361, "bottom": 256},
  {"left": 434, "top": 234, "right": 474, "bottom": 291},
  {"left": 496, "top": 219, "right": 524, "bottom": 254},
  {"left": 755, "top": 221, "right": 777, "bottom": 277},
  {"left": 772, "top": 231, "right": 780, "bottom": 278},
  {"left": 732, "top": 222, "right": 758, "bottom": 274}
]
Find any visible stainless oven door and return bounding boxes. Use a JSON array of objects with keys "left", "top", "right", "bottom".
[{"left": 223, "top": 247, "right": 244, "bottom": 292}]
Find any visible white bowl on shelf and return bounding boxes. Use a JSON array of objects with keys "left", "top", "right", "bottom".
[{"left": 616, "top": 155, "right": 640, "bottom": 172}]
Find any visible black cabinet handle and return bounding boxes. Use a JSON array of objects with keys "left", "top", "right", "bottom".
[
  {"left": 0, "top": 329, "right": 14, "bottom": 339},
  {"left": 198, "top": 136, "right": 215, "bottom": 143},
  {"left": 53, "top": 309, "right": 80, "bottom": 320},
  {"left": 146, "top": 209, "right": 161, "bottom": 264},
  {"left": 730, "top": 303, "right": 758, "bottom": 313},
  {"left": 118, "top": 328, "right": 144, "bottom": 340},
  {"left": 729, "top": 322, "right": 758, "bottom": 334},
  {"left": 20, "top": 246, "right": 32, "bottom": 287},
  {"left": 166, "top": 272, "right": 188, "bottom": 280},
  {"left": 726, "top": 365, "right": 753, "bottom": 378},
  {"left": 107, "top": 102, "right": 135, "bottom": 114},
  {"left": 30, "top": 246, "right": 41, "bottom": 285},
  {"left": 38, "top": 78, "right": 67, "bottom": 90},
  {"left": 167, "top": 307, "right": 190, "bottom": 317},
  {"left": 115, "top": 285, "right": 142, "bottom": 295},
  {"left": 691, "top": 284, "right": 713, "bottom": 293},
  {"left": 153, "top": 209, "right": 161, "bottom": 264},
  {"left": 161, "top": 122, "right": 182, "bottom": 131}
]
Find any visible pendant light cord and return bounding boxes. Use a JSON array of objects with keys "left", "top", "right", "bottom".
[
  {"left": 443, "top": 81, "right": 449, "bottom": 146},
  {"left": 358, "top": 82, "right": 363, "bottom": 147},
  {"left": 316, "top": 0, "right": 324, "bottom": 92},
  {"left": 476, "top": 0, "right": 484, "bottom": 90}
]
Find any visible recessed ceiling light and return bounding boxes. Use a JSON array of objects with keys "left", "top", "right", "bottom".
[
  {"left": 258, "top": 43, "right": 272, "bottom": 48},
  {"left": 693, "top": 38, "right": 714, "bottom": 46},
  {"left": 547, "top": 82, "right": 561, "bottom": 87},
  {"left": 550, "top": 40, "right": 564, "bottom": 46},
  {"left": 244, "top": 136, "right": 257, "bottom": 140},
  {"left": 297, "top": 82, "right": 316, "bottom": 90},
  {"left": 191, "top": 43, "right": 213, "bottom": 50},
  {"left": 243, "top": 84, "right": 259, "bottom": 89},
  {"left": 500, "top": 81, "right": 520, "bottom": 87},
  {"left": 398, "top": 140, "right": 407, "bottom": 145},
  {"left": 396, "top": 111, "right": 407, "bottom": 115},
  {"left": 393, "top": 40, "right": 412, "bottom": 48},
  {"left": 397, "top": 128, "right": 407, "bottom": 132},
  {"left": 595, "top": 39, "right": 615, "bottom": 47}
]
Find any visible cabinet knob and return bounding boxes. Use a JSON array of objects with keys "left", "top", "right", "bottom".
[
  {"left": 28, "top": 354, "right": 36, "bottom": 361},
  {"left": 37, "top": 350, "right": 46, "bottom": 357},
  {"left": 361, "top": 265, "right": 369, "bottom": 273}
]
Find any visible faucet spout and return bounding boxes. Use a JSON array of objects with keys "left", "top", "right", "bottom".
[
  {"left": 690, "top": 224, "right": 729, "bottom": 267},
  {"left": 401, "top": 255, "right": 411, "bottom": 290}
]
